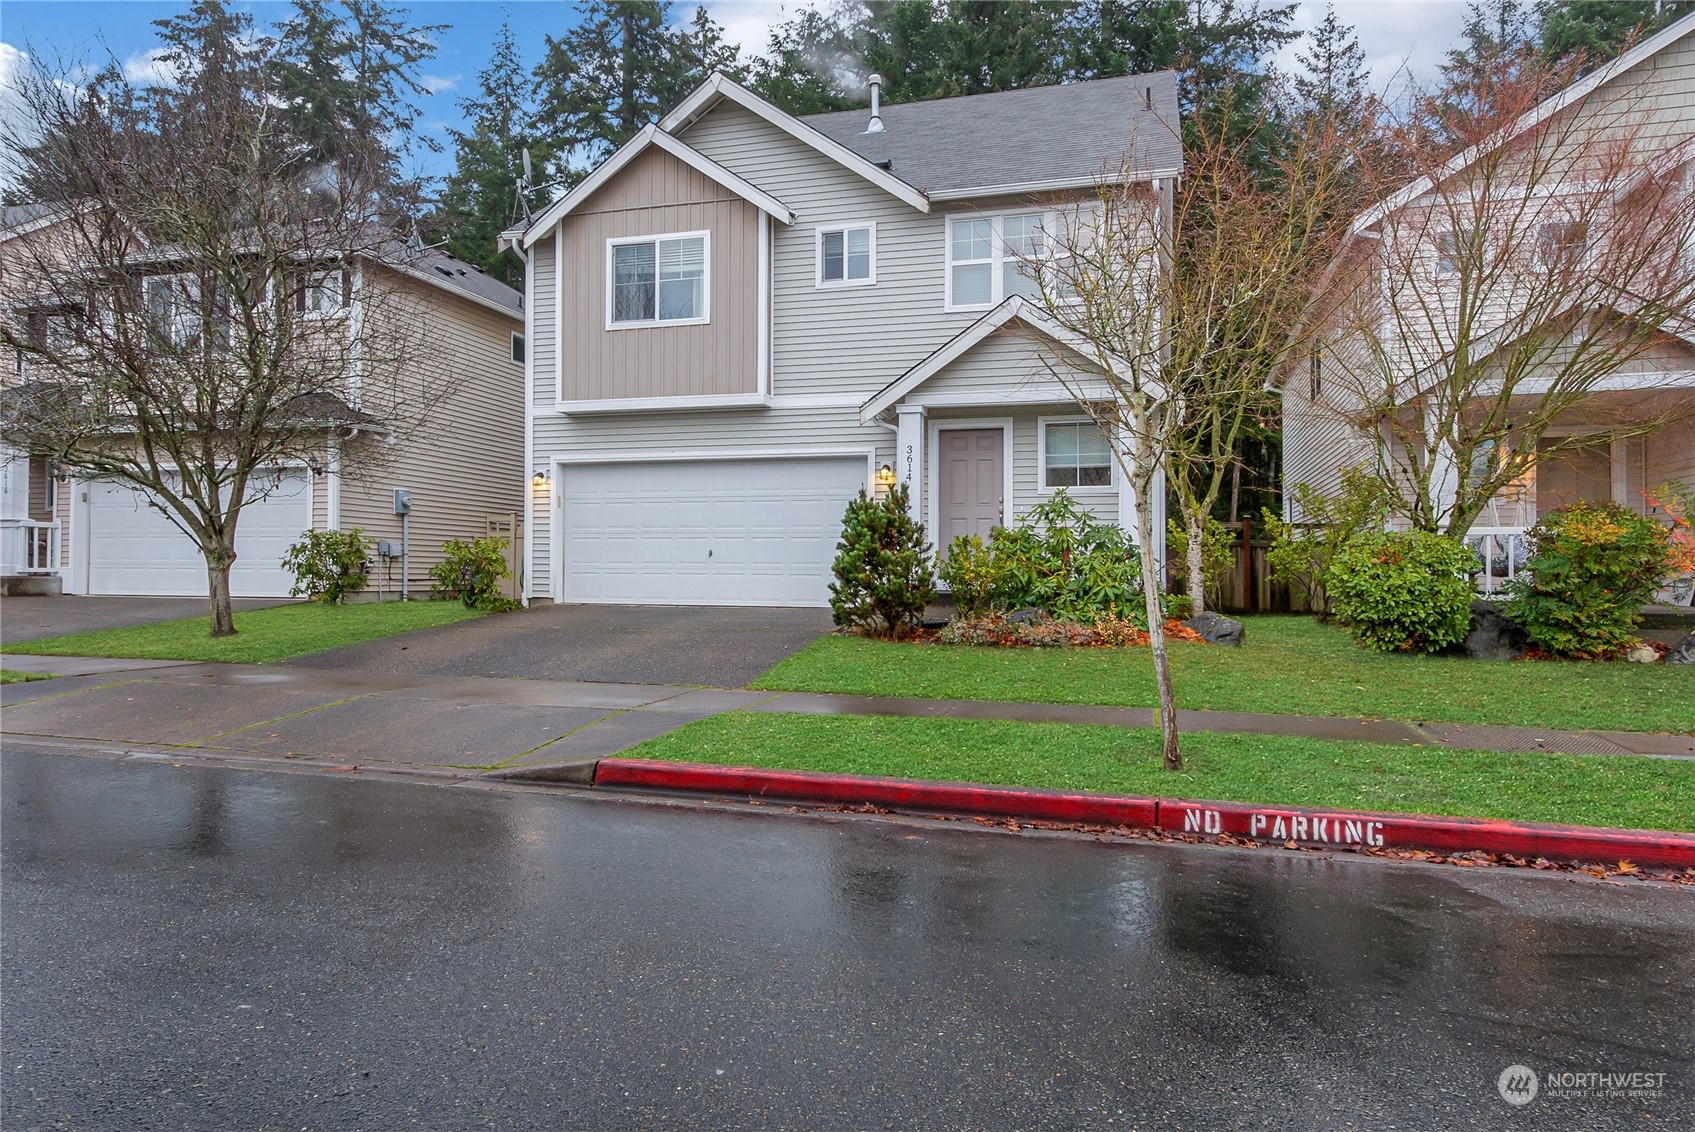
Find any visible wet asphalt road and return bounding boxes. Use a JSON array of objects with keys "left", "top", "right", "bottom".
[{"left": 4, "top": 751, "right": 1693, "bottom": 1131}]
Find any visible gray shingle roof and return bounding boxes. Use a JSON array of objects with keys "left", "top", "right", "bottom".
[
  {"left": 394, "top": 244, "right": 523, "bottom": 315},
  {"left": 800, "top": 72, "right": 1181, "bottom": 198},
  {"left": 2, "top": 203, "right": 62, "bottom": 232}
]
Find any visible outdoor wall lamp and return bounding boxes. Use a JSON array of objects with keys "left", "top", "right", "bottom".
[
  {"left": 531, "top": 469, "right": 550, "bottom": 489},
  {"left": 875, "top": 463, "right": 896, "bottom": 488}
]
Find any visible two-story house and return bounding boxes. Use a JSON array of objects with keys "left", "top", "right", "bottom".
[
  {"left": 1278, "top": 13, "right": 1695, "bottom": 590},
  {"left": 2, "top": 206, "right": 529, "bottom": 599},
  {"left": 508, "top": 71, "right": 1181, "bottom": 608}
]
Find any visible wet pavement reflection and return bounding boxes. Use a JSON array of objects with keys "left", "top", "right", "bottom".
[{"left": 4, "top": 749, "right": 1692, "bottom": 1130}]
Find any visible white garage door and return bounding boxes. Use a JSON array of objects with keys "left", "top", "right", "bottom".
[
  {"left": 561, "top": 456, "right": 867, "bottom": 607},
  {"left": 85, "top": 470, "right": 312, "bottom": 597}
]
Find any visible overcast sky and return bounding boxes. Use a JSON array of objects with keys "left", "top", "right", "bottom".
[{"left": 2, "top": 1, "right": 1475, "bottom": 186}]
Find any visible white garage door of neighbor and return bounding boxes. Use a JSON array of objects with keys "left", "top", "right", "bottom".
[
  {"left": 86, "top": 470, "right": 311, "bottom": 597},
  {"left": 561, "top": 457, "right": 868, "bottom": 606}
]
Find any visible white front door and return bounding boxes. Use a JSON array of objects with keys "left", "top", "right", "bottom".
[
  {"left": 559, "top": 456, "right": 868, "bottom": 607},
  {"left": 83, "top": 470, "right": 312, "bottom": 597}
]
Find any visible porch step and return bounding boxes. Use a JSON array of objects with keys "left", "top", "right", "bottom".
[{"left": 0, "top": 575, "right": 63, "bottom": 597}]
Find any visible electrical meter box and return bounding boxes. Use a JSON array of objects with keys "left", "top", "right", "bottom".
[{"left": 393, "top": 489, "right": 411, "bottom": 515}]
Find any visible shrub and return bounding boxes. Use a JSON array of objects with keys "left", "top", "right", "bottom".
[
  {"left": 1323, "top": 530, "right": 1478, "bottom": 653},
  {"left": 281, "top": 528, "right": 370, "bottom": 604},
  {"left": 830, "top": 483, "right": 936, "bottom": 639},
  {"left": 1646, "top": 481, "right": 1695, "bottom": 606},
  {"left": 937, "top": 533, "right": 998, "bottom": 617},
  {"left": 1503, "top": 501, "right": 1672, "bottom": 658},
  {"left": 429, "top": 536, "right": 514, "bottom": 610},
  {"left": 981, "top": 490, "right": 1142, "bottom": 621},
  {"left": 1264, "top": 468, "right": 1394, "bottom": 616},
  {"left": 1166, "top": 515, "right": 1234, "bottom": 607}
]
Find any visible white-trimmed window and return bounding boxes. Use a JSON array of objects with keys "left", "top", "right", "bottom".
[
  {"left": 510, "top": 332, "right": 525, "bottom": 364},
  {"left": 1040, "top": 418, "right": 1114, "bottom": 490},
  {"left": 947, "top": 211, "right": 1065, "bottom": 309},
  {"left": 144, "top": 273, "right": 204, "bottom": 347},
  {"left": 301, "top": 268, "right": 349, "bottom": 317},
  {"left": 816, "top": 223, "right": 875, "bottom": 286},
  {"left": 1534, "top": 220, "right": 1588, "bottom": 269},
  {"left": 1432, "top": 229, "right": 1460, "bottom": 276},
  {"left": 607, "top": 231, "right": 709, "bottom": 328}
]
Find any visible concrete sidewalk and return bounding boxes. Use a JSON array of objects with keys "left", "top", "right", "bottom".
[{"left": 3, "top": 655, "right": 1690, "bottom": 776}]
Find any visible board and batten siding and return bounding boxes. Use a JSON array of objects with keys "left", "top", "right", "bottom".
[
  {"left": 337, "top": 268, "right": 525, "bottom": 595},
  {"left": 556, "top": 145, "right": 762, "bottom": 401}
]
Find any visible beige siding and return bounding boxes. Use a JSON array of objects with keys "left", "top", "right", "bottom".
[
  {"left": 337, "top": 271, "right": 525, "bottom": 595},
  {"left": 557, "top": 146, "right": 761, "bottom": 400},
  {"left": 1646, "top": 420, "right": 1695, "bottom": 492}
]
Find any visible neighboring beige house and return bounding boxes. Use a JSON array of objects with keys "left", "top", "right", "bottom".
[
  {"left": 506, "top": 71, "right": 1181, "bottom": 607},
  {"left": 1278, "top": 14, "right": 1695, "bottom": 593},
  {"left": 1, "top": 207, "right": 527, "bottom": 599}
]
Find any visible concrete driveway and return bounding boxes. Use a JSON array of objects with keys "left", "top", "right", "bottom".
[
  {"left": 0, "top": 595, "right": 296, "bottom": 645},
  {"left": 292, "top": 602, "right": 834, "bottom": 687}
]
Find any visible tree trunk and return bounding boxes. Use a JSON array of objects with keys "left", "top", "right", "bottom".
[
  {"left": 1136, "top": 478, "right": 1182, "bottom": 772},
  {"left": 205, "top": 544, "right": 238, "bottom": 637},
  {"left": 1186, "top": 511, "right": 1207, "bottom": 617}
]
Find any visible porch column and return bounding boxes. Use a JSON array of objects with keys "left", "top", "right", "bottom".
[
  {"left": 896, "top": 404, "right": 926, "bottom": 528},
  {"left": 0, "top": 446, "right": 27, "bottom": 576}
]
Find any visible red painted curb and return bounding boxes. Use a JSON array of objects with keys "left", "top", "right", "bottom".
[
  {"left": 1155, "top": 798, "right": 1695, "bottom": 869},
  {"left": 593, "top": 758, "right": 1695, "bottom": 870},
  {"left": 593, "top": 759, "right": 1159, "bottom": 828}
]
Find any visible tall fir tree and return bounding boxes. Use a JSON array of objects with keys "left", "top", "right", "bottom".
[
  {"left": 1293, "top": 4, "right": 1368, "bottom": 119},
  {"left": 440, "top": 17, "right": 550, "bottom": 289},
  {"left": 1537, "top": 1, "right": 1693, "bottom": 66},
  {"left": 748, "top": 4, "right": 860, "bottom": 113},
  {"left": 532, "top": 0, "right": 731, "bottom": 177},
  {"left": 269, "top": 0, "right": 446, "bottom": 169}
]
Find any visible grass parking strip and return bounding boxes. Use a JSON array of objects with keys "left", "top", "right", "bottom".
[
  {"left": 1, "top": 601, "right": 485, "bottom": 666},
  {"left": 621, "top": 712, "right": 1695, "bottom": 833},
  {"left": 751, "top": 616, "right": 1695, "bottom": 734}
]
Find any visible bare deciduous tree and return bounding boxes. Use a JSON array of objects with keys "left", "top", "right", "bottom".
[
  {"left": 1, "top": 37, "right": 444, "bottom": 635},
  {"left": 1316, "top": 49, "right": 1695, "bottom": 538}
]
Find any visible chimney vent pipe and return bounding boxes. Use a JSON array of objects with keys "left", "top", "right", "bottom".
[{"left": 866, "top": 73, "right": 885, "bottom": 133}]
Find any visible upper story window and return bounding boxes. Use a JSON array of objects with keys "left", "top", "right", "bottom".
[
  {"left": 1041, "top": 419, "right": 1113, "bottom": 490},
  {"left": 1534, "top": 220, "right": 1589, "bottom": 269},
  {"left": 144, "top": 273, "right": 204, "bottom": 347},
  {"left": 1432, "top": 230, "right": 1460, "bottom": 276},
  {"left": 300, "top": 268, "right": 349, "bottom": 317},
  {"left": 947, "top": 211, "right": 1065, "bottom": 310},
  {"left": 608, "top": 231, "right": 708, "bottom": 328},
  {"left": 817, "top": 223, "right": 875, "bottom": 287},
  {"left": 510, "top": 332, "right": 525, "bottom": 365}
]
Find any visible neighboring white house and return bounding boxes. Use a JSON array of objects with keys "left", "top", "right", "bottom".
[
  {"left": 1, "top": 206, "right": 528, "bottom": 599},
  {"left": 1277, "top": 14, "right": 1695, "bottom": 591},
  {"left": 505, "top": 71, "right": 1182, "bottom": 608}
]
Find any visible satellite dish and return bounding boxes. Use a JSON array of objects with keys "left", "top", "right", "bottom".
[{"left": 521, "top": 147, "right": 533, "bottom": 182}]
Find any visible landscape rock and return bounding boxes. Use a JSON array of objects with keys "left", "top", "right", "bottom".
[
  {"left": 1184, "top": 611, "right": 1245, "bottom": 647},
  {"left": 1008, "top": 607, "right": 1044, "bottom": 624},
  {"left": 1463, "top": 600, "right": 1528, "bottom": 661},
  {"left": 1626, "top": 643, "right": 1661, "bottom": 664},
  {"left": 1667, "top": 632, "right": 1695, "bottom": 665}
]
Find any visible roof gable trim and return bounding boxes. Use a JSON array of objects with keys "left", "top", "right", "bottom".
[
  {"left": 662, "top": 73, "right": 932, "bottom": 214},
  {"left": 521, "top": 124, "right": 795, "bottom": 249}
]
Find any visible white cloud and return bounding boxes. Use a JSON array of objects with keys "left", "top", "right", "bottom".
[
  {"left": 420, "top": 72, "right": 460, "bottom": 95},
  {"left": 703, "top": 0, "right": 826, "bottom": 63},
  {"left": 1283, "top": 1, "right": 1471, "bottom": 98},
  {"left": 122, "top": 47, "right": 179, "bottom": 87},
  {"left": 0, "top": 42, "right": 37, "bottom": 172}
]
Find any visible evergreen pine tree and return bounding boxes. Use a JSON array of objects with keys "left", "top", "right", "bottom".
[
  {"left": 440, "top": 17, "right": 549, "bottom": 290},
  {"left": 1538, "top": 1, "right": 1693, "bottom": 67},
  {"left": 1293, "top": 4, "right": 1368, "bottom": 119},
  {"left": 828, "top": 484, "right": 936, "bottom": 640},
  {"left": 269, "top": 0, "right": 446, "bottom": 168},
  {"left": 748, "top": 5, "right": 860, "bottom": 114},
  {"left": 532, "top": 0, "right": 730, "bottom": 177}
]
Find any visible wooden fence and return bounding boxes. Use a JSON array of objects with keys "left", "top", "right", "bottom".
[{"left": 1170, "top": 519, "right": 1319, "bottom": 615}]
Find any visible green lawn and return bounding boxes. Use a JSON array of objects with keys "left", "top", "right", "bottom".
[
  {"left": 0, "top": 600, "right": 486, "bottom": 665},
  {"left": 625, "top": 712, "right": 1695, "bottom": 833},
  {"left": 752, "top": 615, "right": 1695, "bottom": 734},
  {"left": 0, "top": 668, "right": 52, "bottom": 684}
]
